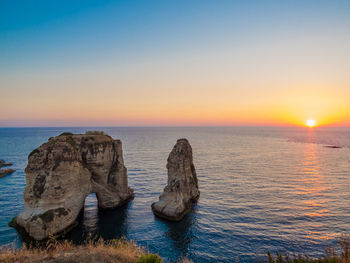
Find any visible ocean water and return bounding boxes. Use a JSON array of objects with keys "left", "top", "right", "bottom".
[{"left": 0, "top": 127, "right": 350, "bottom": 262}]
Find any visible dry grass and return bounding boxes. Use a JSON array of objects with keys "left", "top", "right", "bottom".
[
  {"left": 0, "top": 238, "right": 144, "bottom": 263},
  {"left": 85, "top": 131, "right": 105, "bottom": 135},
  {"left": 4, "top": 234, "right": 350, "bottom": 263},
  {"left": 268, "top": 234, "right": 350, "bottom": 263},
  {"left": 0, "top": 238, "right": 192, "bottom": 263},
  {"left": 178, "top": 259, "right": 193, "bottom": 263}
]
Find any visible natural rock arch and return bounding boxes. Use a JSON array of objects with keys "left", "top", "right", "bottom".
[{"left": 15, "top": 132, "right": 134, "bottom": 240}]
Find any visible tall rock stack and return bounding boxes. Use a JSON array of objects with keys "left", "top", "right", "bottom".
[
  {"left": 152, "top": 138, "right": 199, "bottom": 221},
  {"left": 14, "top": 131, "right": 133, "bottom": 241}
]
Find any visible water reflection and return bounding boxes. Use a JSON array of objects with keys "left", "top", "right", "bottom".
[
  {"left": 157, "top": 206, "right": 197, "bottom": 261},
  {"left": 294, "top": 130, "right": 333, "bottom": 241},
  {"left": 297, "top": 142, "right": 325, "bottom": 197},
  {"left": 68, "top": 193, "right": 130, "bottom": 243},
  {"left": 3, "top": 127, "right": 350, "bottom": 262},
  {"left": 96, "top": 204, "right": 130, "bottom": 239}
]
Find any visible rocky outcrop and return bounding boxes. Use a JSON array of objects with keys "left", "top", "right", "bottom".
[
  {"left": 0, "top": 168, "right": 15, "bottom": 178},
  {"left": 152, "top": 139, "right": 199, "bottom": 221},
  {"left": 0, "top": 159, "right": 13, "bottom": 168},
  {"left": 0, "top": 160, "right": 14, "bottom": 178},
  {"left": 14, "top": 132, "right": 134, "bottom": 240}
]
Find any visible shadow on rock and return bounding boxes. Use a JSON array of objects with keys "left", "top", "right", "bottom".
[{"left": 67, "top": 201, "right": 131, "bottom": 244}]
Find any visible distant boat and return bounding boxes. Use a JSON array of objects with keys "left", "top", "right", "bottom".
[{"left": 324, "top": 145, "right": 342, "bottom": 149}]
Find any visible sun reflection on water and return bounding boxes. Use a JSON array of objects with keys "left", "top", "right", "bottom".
[{"left": 294, "top": 130, "right": 334, "bottom": 242}]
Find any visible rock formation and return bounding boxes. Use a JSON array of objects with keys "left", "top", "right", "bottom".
[
  {"left": 151, "top": 138, "right": 199, "bottom": 221},
  {"left": 0, "top": 159, "right": 14, "bottom": 178},
  {"left": 14, "top": 132, "right": 134, "bottom": 240},
  {"left": 0, "top": 159, "right": 13, "bottom": 168},
  {"left": 0, "top": 168, "right": 15, "bottom": 178}
]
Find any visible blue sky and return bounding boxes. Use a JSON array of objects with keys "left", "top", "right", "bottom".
[
  {"left": 1, "top": 1, "right": 350, "bottom": 126},
  {"left": 2, "top": 0, "right": 349, "bottom": 72}
]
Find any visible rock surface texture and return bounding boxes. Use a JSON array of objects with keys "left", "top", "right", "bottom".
[
  {"left": 15, "top": 132, "right": 134, "bottom": 240},
  {"left": 152, "top": 138, "right": 199, "bottom": 221}
]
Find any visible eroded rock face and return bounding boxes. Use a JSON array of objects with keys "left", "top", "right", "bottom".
[
  {"left": 15, "top": 132, "right": 133, "bottom": 240},
  {"left": 151, "top": 138, "right": 199, "bottom": 221}
]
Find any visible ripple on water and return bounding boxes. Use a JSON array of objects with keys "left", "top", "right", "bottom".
[{"left": 1, "top": 127, "right": 350, "bottom": 262}]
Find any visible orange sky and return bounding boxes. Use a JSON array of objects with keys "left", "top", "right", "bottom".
[{"left": 1, "top": 1, "right": 350, "bottom": 127}]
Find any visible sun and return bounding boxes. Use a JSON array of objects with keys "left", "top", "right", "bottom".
[{"left": 306, "top": 119, "right": 316, "bottom": 128}]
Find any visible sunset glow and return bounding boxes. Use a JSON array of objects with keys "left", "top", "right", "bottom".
[
  {"left": 2, "top": 2, "right": 350, "bottom": 261},
  {"left": 1, "top": 1, "right": 350, "bottom": 127},
  {"left": 306, "top": 119, "right": 317, "bottom": 128}
]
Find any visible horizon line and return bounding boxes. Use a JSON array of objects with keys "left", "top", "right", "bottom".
[{"left": 1, "top": 125, "right": 350, "bottom": 128}]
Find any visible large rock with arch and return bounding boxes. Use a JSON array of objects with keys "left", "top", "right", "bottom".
[{"left": 14, "top": 131, "right": 134, "bottom": 240}]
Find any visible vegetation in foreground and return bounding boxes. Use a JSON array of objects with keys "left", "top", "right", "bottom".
[
  {"left": 268, "top": 234, "right": 350, "bottom": 263},
  {"left": 2, "top": 234, "right": 350, "bottom": 263},
  {"left": 0, "top": 238, "right": 179, "bottom": 263}
]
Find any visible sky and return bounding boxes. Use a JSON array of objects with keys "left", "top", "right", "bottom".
[{"left": 1, "top": 0, "right": 350, "bottom": 127}]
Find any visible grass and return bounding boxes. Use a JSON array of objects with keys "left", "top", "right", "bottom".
[
  {"left": 0, "top": 238, "right": 192, "bottom": 263},
  {"left": 85, "top": 131, "right": 105, "bottom": 135},
  {"left": 136, "top": 254, "right": 162, "bottom": 263},
  {"left": 268, "top": 234, "right": 350, "bottom": 263},
  {"left": 3, "top": 234, "right": 349, "bottom": 263},
  {"left": 59, "top": 132, "right": 73, "bottom": 136},
  {"left": 0, "top": 238, "right": 154, "bottom": 263}
]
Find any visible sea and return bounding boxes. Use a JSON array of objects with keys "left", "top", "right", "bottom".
[{"left": 0, "top": 127, "right": 350, "bottom": 262}]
